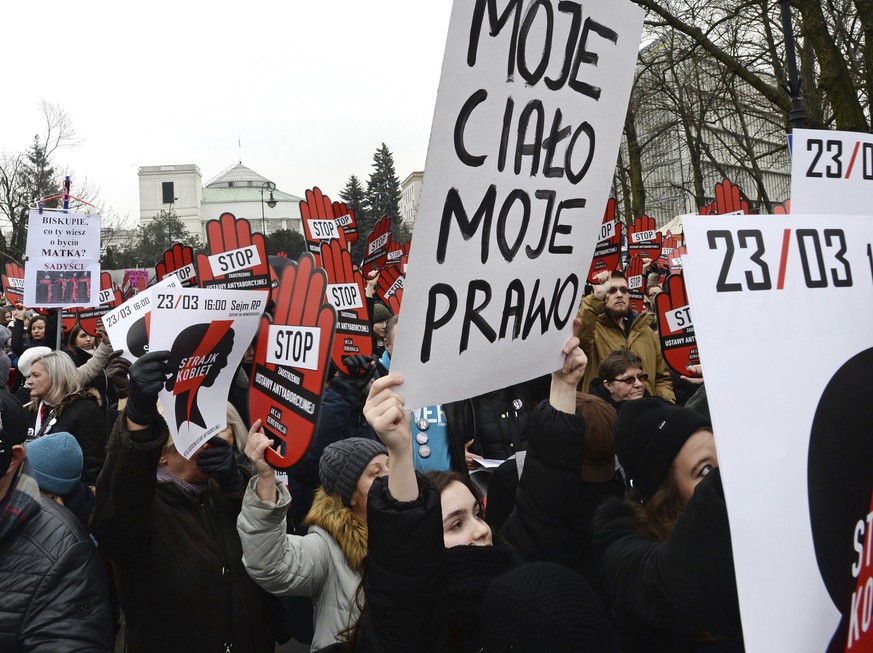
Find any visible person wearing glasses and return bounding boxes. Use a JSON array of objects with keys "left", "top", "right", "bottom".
[
  {"left": 576, "top": 270, "right": 675, "bottom": 403},
  {"left": 590, "top": 349, "right": 650, "bottom": 411}
]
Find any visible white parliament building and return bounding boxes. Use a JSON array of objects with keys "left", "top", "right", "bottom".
[{"left": 138, "top": 163, "right": 304, "bottom": 241}]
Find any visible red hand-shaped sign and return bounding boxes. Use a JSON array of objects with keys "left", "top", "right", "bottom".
[
  {"left": 2, "top": 263, "right": 25, "bottom": 307},
  {"left": 659, "top": 233, "right": 678, "bottom": 267},
  {"left": 74, "top": 272, "right": 123, "bottom": 336},
  {"left": 375, "top": 266, "right": 404, "bottom": 315},
  {"left": 384, "top": 240, "right": 404, "bottom": 270},
  {"left": 248, "top": 253, "right": 336, "bottom": 470},
  {"left": 196, "top": 213, "right": 271, "bottom": 292},
  {"left": 361, "top": 216, "right": 393, "bottom": 276},
  {"left": 319, "top": 239, "right": 373, "bottom": 373},
  {"left": 331, "top": 201, "right": 358, "bottom": 245},
  {"left": 300, "top": 187, "right": 347, "bottom": 261},
  {"left": 772, "top": 199, "right": 790, "bottom": 215},
  {"left": 587, "top": 198, "right": 622, "bottom": 283},
  {"left": 156, "top": 243, "right": 198, "bottom": 287},
  {"left": 400, "top": 241, "right": 411, "bottom": 275},
  {"left": 625, "top": 254, "right": 647, "bottom": 315},
  {"left": 655, "top": 272, "right": 700, "bottom": 376},
  {"left": 627, "top": 215, "right": 663, "bottom": 261},
  {"left": 700, "top": 179, "right": 751, "bottom": 215},
  {"left": 669, "top": 246, "right": 686, "bottom": 273}
]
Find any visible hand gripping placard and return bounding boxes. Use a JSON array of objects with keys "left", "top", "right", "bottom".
[{"left": 248, "top": 253, "right": 336, "bottom": 469}]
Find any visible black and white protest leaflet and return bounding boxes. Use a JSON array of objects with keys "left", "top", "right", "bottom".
[
  {"left": 23, "top": 209, "right": 101, "bottom": 308},
  {"left": 389, "top": 0, "right": 644, "bottom": 409},
  {"left": 682, "top": 214, "right": 873, "bottom": 652},
  {"left": 102, "top": 276, "right": 180, "bottom": 363},
  {"left": 149, "top": 287, "right": 268, "bottom": 458}
]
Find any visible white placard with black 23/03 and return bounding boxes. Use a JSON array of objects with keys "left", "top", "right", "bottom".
[{"left": 682, "top": 214, "right": 873, "bottom": 652}]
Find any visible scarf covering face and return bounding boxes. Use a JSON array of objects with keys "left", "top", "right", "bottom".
[{"left": 0, "top": 460, "right": 41, "bottom": 547}]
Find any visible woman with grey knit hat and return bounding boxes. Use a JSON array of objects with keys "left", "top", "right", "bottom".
[
  {"left": 237, "top": 427, "right": 388, "bottom": 651},
  {"left": 592, "top": 397, "right": 744, "bottom": 652}
]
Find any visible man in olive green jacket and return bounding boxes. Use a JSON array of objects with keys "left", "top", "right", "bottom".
[{"left": 576, "top": 271, "right": 675, "bottom": 403}]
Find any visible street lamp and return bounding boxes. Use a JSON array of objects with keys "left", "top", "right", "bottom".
[
  {"left": 260, "top": 181, "right": 277, "bottom": 236},
  {"left": 777, "top": 0, "right": 805, "bottom": 130}
]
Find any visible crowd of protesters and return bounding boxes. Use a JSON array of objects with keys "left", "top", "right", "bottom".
[{"left": 0, "top": 255, "right": 742, "bottom": 653}]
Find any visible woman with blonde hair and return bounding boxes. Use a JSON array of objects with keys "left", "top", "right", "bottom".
[{"left": 25, "top": 350, "right": 107, "bottom": 485}]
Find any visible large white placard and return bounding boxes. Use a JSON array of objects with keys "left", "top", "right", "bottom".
[
  {"left": 682, "top": 214, "right": 873, "bottom": 652},
  {"left": 390, "top": 0, "right": 644, "bottom": 408},
  {"left": 790, "top": 128, "right": 873, "bottom": 215},
  {"left": 149, "top": 287, "right": 268, "bottom": 458},
  {"left": 23, "top": 209, "right": 101, "bottom": 307}
]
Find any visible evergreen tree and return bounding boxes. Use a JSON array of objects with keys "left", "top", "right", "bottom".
[
  {"left": 340, "top": 174, "right": 373, "bottom": 263},
  {"left": 365, "top": 143, "right": 401, "bottom": 226},
  {"left": 131, "top": 208, "right": 204, "bottom": 268}
]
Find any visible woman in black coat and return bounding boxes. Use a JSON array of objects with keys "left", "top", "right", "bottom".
[
  {"left": 592, "top": 398, "right": 744, "bottom": 652},
  {"left": 348, "top": 333, "right": 619, "bottom": 653},
  {"left": 24, "top": 350, "right": 107, "bottom": 485}
]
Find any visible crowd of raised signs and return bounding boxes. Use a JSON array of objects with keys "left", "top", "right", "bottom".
[{"left": 0, "top": 180, "right": 761, "bottom": 652}]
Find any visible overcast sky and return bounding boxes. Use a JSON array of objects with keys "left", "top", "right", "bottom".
[{"left": 1, "top": 1, "right": 452, "bottom": 227}]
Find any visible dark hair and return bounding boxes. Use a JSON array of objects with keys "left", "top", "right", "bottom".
[
  {"left": 425, "top": 470, "right": 485, "bottom": 509},
  {"left": 626, "top": 424, "right": 714, "bottom": 541},
  {"left": 27, "top": 315, "right": 47, "bottom": 340},
  {"left": 627, "top": 471, "right": 683, "bottom": 541},
  {"left": 599, "top": 349, "right": 643, "bottom": 381},
  {"left": 66, "top": 323, "right": 91, "bottom": 352},
  {"left": 611, "top": 270, "right": 627, "bottom": 281}
]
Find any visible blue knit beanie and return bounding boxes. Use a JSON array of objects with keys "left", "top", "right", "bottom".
[{"left": 26, "top": 432, "right": 83, "bottom": 495}]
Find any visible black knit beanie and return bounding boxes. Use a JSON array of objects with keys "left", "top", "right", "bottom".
[
  {"left": 481, "top": 562, "right": 619, "bottom": 652},
  {"left": 318, "top": 437, "right": 387, "bottom": 507},
  {"left": 613, "top": 397, "right": 711, "bottom": 502}
]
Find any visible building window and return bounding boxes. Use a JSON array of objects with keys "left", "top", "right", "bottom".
[
  {"left": 162, "top": 182, "right": 175, "bottom": 204},
  {"left": 228, "top": 181, "right": 234, "bottom": 188}
]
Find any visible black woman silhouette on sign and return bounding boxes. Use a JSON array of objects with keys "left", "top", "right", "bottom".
[{"left": 164, "top": 321, "right": 235, "bottom": 430}]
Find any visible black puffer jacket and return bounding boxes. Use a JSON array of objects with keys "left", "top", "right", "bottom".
[
  {"left": 443, "top": 375, "right": 550, "bottom": 464},
  {"left": 91, "top": 416, "right": 274, "bottom": 653},
  {"left": 0, "top": 464, "right": 115, "bottom": 651},
  {"left": 28, "top": 388, "right": 107, "bottom": 484},
  {"left": 592, "top": 469, "right": 744, "bottom": 652}
]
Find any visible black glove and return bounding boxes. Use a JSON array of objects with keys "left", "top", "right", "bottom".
[
  {"left": 125, "top": 350, "right": 170, "bottom": 426},
  {"left": 197, "top": 437, "right": 247, "bottom": 492},
  {"left": 105, "top": 350, "right": 132, "bottom": 398},
  {"left": 331, "top": 355, "right": 377, "bottom": 397}
]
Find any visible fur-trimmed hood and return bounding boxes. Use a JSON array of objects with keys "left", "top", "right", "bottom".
[
  {"left": 27, "top": 387, "right": 102, "bottom": 414},
  {"left": 304, "top": 487, "right": 368, "bottom": 572}
]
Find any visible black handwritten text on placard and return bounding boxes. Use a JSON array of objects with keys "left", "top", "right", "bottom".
[
  {"left": 707, "top": 228, "right": 861, "bottom": 292},
  {"left": 418, "top": 1, "right": 624, "bottom": 363}
]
